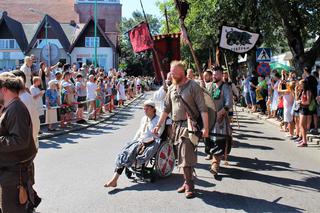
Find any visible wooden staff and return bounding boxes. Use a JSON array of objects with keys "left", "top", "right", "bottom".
[
  {"left": 223, "top": 51, "right": 240, "bottom": 129},
  {"left": 139, "top": 0, "right": 166, "bottom": 83},
  {"left": 173, "top": 0, "right": 202, "bottom": 79}
]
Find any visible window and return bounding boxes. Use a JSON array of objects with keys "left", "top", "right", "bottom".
[
  {"left": 85, "top": 37, "right": 100, "bottom": 48},
  {"left": 0, "top": 39, "right": 19, "bottom": 49},
  {"left": 77, "top": 0, "right": 120, "bottom": 3}
]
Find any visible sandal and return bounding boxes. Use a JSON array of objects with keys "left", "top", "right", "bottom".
[
  {"left": 177, "top": 182, "right": 186, "bottom": 193},
  {"left": 205, "top": 154, "right": 213, "bottom": 160},
  {"left": 297, "top": 142, "right": 308, "bottom": 147},
  {"left": 209, "top": 161, "right": 219, "bottom": 176},
  {"left": 184, "top": 183, "right": 195, "bottom": 199}
]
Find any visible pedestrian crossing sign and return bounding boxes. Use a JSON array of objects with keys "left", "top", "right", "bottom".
[{"left": 256, "top": 48, "right": 272, "bottom": 62}]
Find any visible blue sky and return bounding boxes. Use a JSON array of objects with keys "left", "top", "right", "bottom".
[{"left": 121, "top": 0, "right": 162, "bottom": 18}]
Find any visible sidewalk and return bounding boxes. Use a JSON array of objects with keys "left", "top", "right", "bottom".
[
  {"left": 38, "top": 94, "right": 144, "bottom": 140},
  {"left": 238, "top": 106, "right": 320, "bottom": 146}
]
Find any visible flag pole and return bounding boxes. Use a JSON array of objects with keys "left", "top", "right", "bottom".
[
  {"left": 173, "top": 0, "right": 202, "bottom": 79},
  {"left": 223, "top": 50, "right": 240, "bottom": 129},
  {"left": 139, "top": 0, "right": 166, "bottom": 83}
]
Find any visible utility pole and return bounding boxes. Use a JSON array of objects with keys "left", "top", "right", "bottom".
[
  {"left": 29, "top": 8, "right": 50, "bottom": 66},
  {"left": 164, "top": 6, "right": 170, "bottom": 34},
  {"left": 94, "top": 0, "right": 98, "bottom": 67},
  {"left": 45, "top": 15, "right": 50, "bottom": 66}
]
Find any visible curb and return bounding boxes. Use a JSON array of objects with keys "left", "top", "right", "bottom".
[
  {"left": 38, "top": 94, "right": 144, "bottom": 140},
  {"left": 238, "top": 106, "right": 320, "bottom": 146}
]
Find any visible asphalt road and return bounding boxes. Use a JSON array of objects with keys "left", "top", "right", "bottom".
[{"left": 35, "top": 92, "right": 320, "bottom": 213}]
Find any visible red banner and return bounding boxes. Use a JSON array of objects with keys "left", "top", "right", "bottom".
[
  {"left": 129, "top": 22, "right": 154, "bottom": 53},
  {"left": 152, "top": 33, "right": 181, "bottom": 82}
]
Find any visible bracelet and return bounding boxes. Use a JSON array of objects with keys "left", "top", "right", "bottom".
[{"left": 156, "top": 124, "right": 162, "bottom": 128}]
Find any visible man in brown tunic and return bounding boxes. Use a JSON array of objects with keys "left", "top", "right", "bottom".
[
  {"left": 0, "top": 74, "right": 38, "bottom": 213},
  {"left": 153, "top": 61, "right": 209, "bottom": 198}
]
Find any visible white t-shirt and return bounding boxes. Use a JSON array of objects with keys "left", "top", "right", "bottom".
[
  {"left": 86, "top": 81, "right": 97, "bottom": 101},
  {"left": 136, "top": 78, "right": 141, "bottom": 86},
  {"left": 153, "top": 86, "right": 166, "bottom": 113},
  {"left": 20, "top": 64, "right": 32, "bottom": 89},
  {"left": 30, "top": 85, "right": 45, "bottom": 116},
  {"left": 20, "top": 91, "right": 40, "bottom": 149}
]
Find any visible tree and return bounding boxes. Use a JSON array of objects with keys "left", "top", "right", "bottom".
[
  {"left": 270, "top": 0, "right": 320, "bottom": 72},
  {"left": 157, "top": 0, "right": 320, "bottom": 75},
  {"left": 119, "top": 11, "right": 161, "bottom": 76}
]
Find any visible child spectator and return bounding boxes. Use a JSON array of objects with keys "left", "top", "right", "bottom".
[
  {"left": 75, "top": 74, "right": 87, "bottom": 123},
  {"left": 292, "top": 79, "right": 302, "bottom": 142},
  {"left": 60, "top": 82, "right": 73, "bottom": 128},
  {"left": 95, "top": 78, "right": 104, "bottom": 118},
  {"left": 87, "top": 75, "right": 98, "bottom": 120},
  {"left": 104, "top": 76, "right": 112, "bottom": 113}
]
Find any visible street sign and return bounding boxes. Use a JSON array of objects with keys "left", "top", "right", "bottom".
[
  {"left": 256, "top": 48, "right": 272, "bottom": 62},
  {"left": 257, "top": 62, "right": 271, "bottom": 76}
]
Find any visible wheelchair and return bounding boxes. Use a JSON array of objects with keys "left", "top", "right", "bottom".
[{"left": 124, "top": 125, "right": 175, "bottom": 182}]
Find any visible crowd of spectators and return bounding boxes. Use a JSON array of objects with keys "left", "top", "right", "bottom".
[
  {"left": 240, "top": 66, "right": 320, "bottom": 147},
  {"left": 17, "top": 56, "right": 156, "bottom": 132}
]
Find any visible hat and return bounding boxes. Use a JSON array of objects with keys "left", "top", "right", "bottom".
[
  {"left": 62, "top": 81, "right": 72, "bottom": 88},
  {"left": 55, "top": 71, "right": 62, "bottom": 76},
  {"left": 143, "top": 99, "right": 155, "bottom": 108},
  {"left": 48, "top": 80, "right": 58, "bottom": 87},
  {"left": 82, "top": 63, "right": 88, "bottom": 68}
]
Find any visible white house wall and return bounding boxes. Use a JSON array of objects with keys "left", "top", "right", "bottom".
[
  {"left": 28, "top": 48, "right": 71, "bottom": 65},
  {"left": 0, "top": 50, "right": 25, "bottom": 60},
  {"left": 71, "top": 47, "right": 114, "bottom": 70}
]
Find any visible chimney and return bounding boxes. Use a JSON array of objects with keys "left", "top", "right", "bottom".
[{"left": 70, "top": 20, "right": 77, "bottom": 27}]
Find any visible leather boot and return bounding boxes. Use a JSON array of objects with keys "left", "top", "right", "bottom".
[
  {"left": 177, "top": 171, "right": 187, "bottom": 193},
  {"left": 184, "top": 167, "right": 195, "bottom": 199}
]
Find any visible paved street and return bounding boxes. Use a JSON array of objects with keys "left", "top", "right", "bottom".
[{"left": 35, "top": 93, "right": 320, "bottom": 213}]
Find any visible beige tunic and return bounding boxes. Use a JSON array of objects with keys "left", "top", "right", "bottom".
[
  {"left": 164, "top": 80, "right": 207, "bottom": 122},
  {"left": 164, "top": 80, "right": 207, "bottom": 167}
]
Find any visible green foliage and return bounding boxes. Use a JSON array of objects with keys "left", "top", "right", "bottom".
[{"left": 156, "top": 0, "right": 320, "bottom": 72}]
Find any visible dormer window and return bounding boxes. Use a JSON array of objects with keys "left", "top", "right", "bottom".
[
  {"left": 0, "top": 39, "right": 19, "bottom": 49},
  {"left": 85, "top": 37, "right": 100, "bottom": 48}
]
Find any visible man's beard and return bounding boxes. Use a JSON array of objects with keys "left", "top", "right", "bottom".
[
  {"left": 0, "top": 93, "right": 4, "bottom": 106},
  {"left": 172, "top": 77, "right": 183, "bottom": 85},
  {"left": 213, "top": 77, "right": 221, "bottom": 83}
]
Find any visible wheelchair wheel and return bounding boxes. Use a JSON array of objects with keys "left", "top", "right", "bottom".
[{"left": 154, "top": 141, "right": 175, "bottom": 178}]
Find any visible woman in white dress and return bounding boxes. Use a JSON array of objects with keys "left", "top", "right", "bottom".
[
  {"left": 116, "top": 78, "right": 126, "bottom": 106},
  {"left": 271, "top": 73, "right": 281, "bottom": 117},
  {"left": 278, "top": 76, "right": 294, "bottom": 137}
]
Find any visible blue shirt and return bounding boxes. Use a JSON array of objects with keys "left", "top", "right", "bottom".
[{"left": 46, "top": 89, "right": 58, "bottom": 107}]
